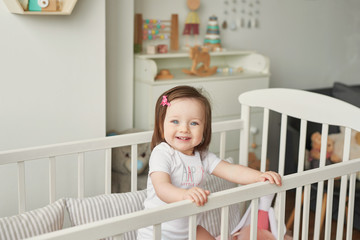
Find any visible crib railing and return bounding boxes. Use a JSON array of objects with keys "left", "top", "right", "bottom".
[
  {"left": 27, "top": 157, "right": 360, "bottom": 240},
  {"left": 0, "top": 119, "right": 242, "bottom": 215}
]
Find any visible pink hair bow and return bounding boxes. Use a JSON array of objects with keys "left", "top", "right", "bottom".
[{"left": 160, "top": 95, "right": 171, "bottom": 106}]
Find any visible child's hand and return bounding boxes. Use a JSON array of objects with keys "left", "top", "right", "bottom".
[
  {"left": 258, "top": 171, "right": 282, "bottom": 186},
  {"left": 183, "top": 187, "right": 210, "bottom": 206}
]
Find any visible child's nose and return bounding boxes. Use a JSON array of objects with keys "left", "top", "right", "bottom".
[{"left": 179, "top": 123, "right": 189, "bottom": 132}]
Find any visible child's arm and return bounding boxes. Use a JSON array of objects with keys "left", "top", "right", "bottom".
[
  {"left": 150, "top": 171, "right": 210, "bottom": 206},
  {"left": 212, "top": 160, "right": 282, "bottom": 186}
]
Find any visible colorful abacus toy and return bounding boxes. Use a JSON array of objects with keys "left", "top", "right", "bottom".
[
  {"left": 142, "top": 19, "right": 169, "bottom": 41},
  {"left": 134, "top": 14, "right": 179, "bottom": 53}
]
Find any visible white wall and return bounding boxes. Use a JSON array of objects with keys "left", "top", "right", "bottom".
[
  {"left": 106, "top": 0, "right": 134, "bottom": 133},
  {"left": 0, "top": 0, "right": 106, "bottom": 217}
]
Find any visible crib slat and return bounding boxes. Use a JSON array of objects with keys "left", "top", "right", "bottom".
[
  {"left": 131, "top": 144, "right": 138, "bottom": 192},
  {"left": 336, "top": 175, "right": 348, "bottom": 240},
  {"left": 188, "top": 215, "right": 197, "bottom": 240},
  {"left": 105, "top": 149, "right": 112, "bottom": 194},
  {"left": 346, "top": 172, "right": 356, "bottom": 240},
  {"left": 49, "top": 157, "right": 56, "bottom": 203},
  {"left": 260, "top": 108, "right": 269, "bottom": 172},
  {"left": 153, "top": 224, "right": 161, "bottom": 240},
  {"left": 250, "top": 199, "right": 258, "bottom": 240},
  {"left": 239, "top": 105, "right": 250, "bottom": 166},
  {"left": 293, "top": 187, "right": 303, "bottom": 240},
  {"left": 219, "top": 132, "right": 226, "bottom": 160},
  {"left": 278, "top": 114, "right": 287, "bottom": 176},
  {"left": 297, "top": 119, "right": 307, "bottom": 173},
  {"left": 313, "top": 124, "right": 328, "bottom": 240},
  {"left": 277, "top": 191, "right": 286, "bottom": 240},
  {"left": 336, "top": 127, "right": 351, "bottom": 240},
  {"left": 319, "top": 124, "right": 329, "bottom": 168},
  {"left": 301, "top": 184, "right": 311, "bottom": 240},
  {"left": 313, "top": 180, "right": 324, "bottom": 240},
  {"left": 77, "top": 153, "right": 84, "bottom": 198},
  {"left": 324, "top": 178, "right": 334, "bottom": 240},
  {"left": 220, "top": 206, "right": 229, "bottom": 240},
  {"left": 293, "top": 120, "right": 307, "bottom": 240},
  {"left": 17, "top": 161, "right": 26, "bottom": 214}
]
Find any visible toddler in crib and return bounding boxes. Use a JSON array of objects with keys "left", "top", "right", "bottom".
[{"left": 137, "top": 85, "right": 282, "bottom": 240}]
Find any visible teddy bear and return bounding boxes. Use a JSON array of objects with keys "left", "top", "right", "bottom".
[
  {"left": 309, "top": 132, "right": 341, "bottom": 169},
  {"left": 110, "top": 129, "right": 150, "bottom": 193},
  {"left": 329, "top": 127, "right": 360, "bottom": 161},
  {"left": 329, "top": 127, "right": 360, "bottom": 179}
]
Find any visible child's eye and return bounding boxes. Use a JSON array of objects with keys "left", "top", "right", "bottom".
[
  {"left": 171, "top": 120, "right": 179, "bottom": 124},
  {"left": 190, "top": 122, "right": 199, "bottom": 126}
]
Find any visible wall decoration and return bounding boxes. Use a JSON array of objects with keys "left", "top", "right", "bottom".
[{"left": 222, "top": 0, "right": 261, "bottom": 30}]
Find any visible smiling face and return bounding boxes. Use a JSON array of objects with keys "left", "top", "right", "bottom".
[{"left": 163, "top": 98, "right": 205, "bottom": 155}]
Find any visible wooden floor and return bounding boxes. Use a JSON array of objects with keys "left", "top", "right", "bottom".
[{"left": 285, "top": 190, "right": 360, "bottom": 239}]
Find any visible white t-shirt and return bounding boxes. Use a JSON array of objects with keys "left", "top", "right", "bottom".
[{"left": 137, "top": 142, "right": 221, "bottom": 240}]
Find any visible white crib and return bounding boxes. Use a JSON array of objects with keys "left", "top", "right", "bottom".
[{"left": 1, "top": 88, "right": 360, "bottom": 240}]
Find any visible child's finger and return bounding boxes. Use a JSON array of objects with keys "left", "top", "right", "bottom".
[
  {"left": 267, "top": 171, "right": 282, "bottom": 186},
  {"left": 193, "top": 188, "right": 209, "bottom": 206}
]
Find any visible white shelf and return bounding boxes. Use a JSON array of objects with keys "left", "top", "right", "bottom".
[
  {"left": 140, "top": 68, "right": 270, "bottom": 86},
  {"left": 2, "top": 0, "right": 78, "bottom": 15},
  {"left": 135, "top": 49, "right": 270, "bottom": 84},
  {"left": 135, "top": 49, "right": 256, "bottom": 60}
]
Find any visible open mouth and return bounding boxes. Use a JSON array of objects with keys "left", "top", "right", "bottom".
[{"left": 176, "top": 136, "right": 191, "bottom": 141}]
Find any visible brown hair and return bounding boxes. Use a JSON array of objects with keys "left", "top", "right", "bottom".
[{"left": 151, "top": 85, "right": 212, "bottom": 154}]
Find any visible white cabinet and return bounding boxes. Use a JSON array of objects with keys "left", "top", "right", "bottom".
[{"left": 134, "top": 50, "right": 270, "bottom": 131}]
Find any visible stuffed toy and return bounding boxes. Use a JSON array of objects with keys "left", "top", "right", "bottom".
[
  {"left": 216, "top": 194, "right": 289, "bottom": 240},
  {"left": 110, "top": 129, "right": 150, "bottom": 193},
  {"left": 329, "top": 127, "right": 360, "bottom": 179},
  {"left": 309, "top": 132, "right": 341, "bottom": 168}
]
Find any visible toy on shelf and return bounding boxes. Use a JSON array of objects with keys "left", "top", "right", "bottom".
[
  {"left": 204, "top": 15, "right": 222, "bottom": 51},
  {"left": 182, "top": 45, "right": 217, "bottom": 77},
  {"left": 183, "top": 0, "right": 201, "bottom": 46},
  {"left": 155, "top": 69, "right": 173, "bottom": 81},
  {"left": 157, "top": 44, "right": 168, "bottom": 53},
  {"left": 134, "top": 14, "right": 179, "bottom": 53},
  {"left": 217, "top": 66, "right": 243, "bottom": 73},
  {"left": 28, "top": 0, "right": 57, "bottom": 12}
]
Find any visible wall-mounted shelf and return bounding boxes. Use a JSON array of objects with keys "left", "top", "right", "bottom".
[{"left": 3, "top": 0, "right": 78, "bottom": 15}]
